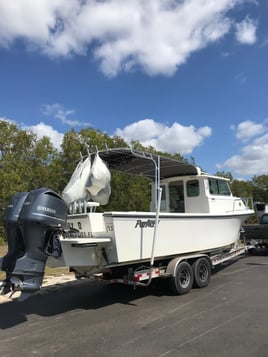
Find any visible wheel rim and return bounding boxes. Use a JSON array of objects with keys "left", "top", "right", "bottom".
[
  {"left": 199, "top": 263, "right": 208, "bottom": 282},
  {"left": 179, "top": 269, "right": 191, "bottom": 288}
]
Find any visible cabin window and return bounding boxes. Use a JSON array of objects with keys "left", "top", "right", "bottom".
[
  {"left": 209, "top": 178, "right": 231, "bottom": 196},
  {"left": 186, "top": 180, "right": 200, "bottom": 197},
  {"left": 169, "top": 181, "right": 185, "bottom": 212}
]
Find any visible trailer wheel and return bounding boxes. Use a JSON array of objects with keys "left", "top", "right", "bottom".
[
  {"left": 192, "top": 257, "right": 211, "bottom": 288},
  {"left": 248, "top": 247, "right": 257, "bottom": 255},
  {"left": 170, "top": 261, "right": 193, "bottom": 295}
]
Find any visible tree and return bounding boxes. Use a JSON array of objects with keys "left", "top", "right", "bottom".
[
  {"left": 214, "top": 171, "right": 233, "bottom": 181},
  {"left": 59, "top": 128, "right": 129, "bottom": 194},
  {"left": 231, "top": 179, "right": 254, "bottom": 199},
  {"left": 0, "top": 121, "right": 34, "bottom": 199},
  {"left": 28, "top": 136, "right": 63, "bottom": 192},
  {"left": 0, "top": 120, "right": 65, "bottom": 241},
  {"left": 0, "top": 121, "right": 34, "bottom": 240},
  {"left": 251, "top": 175, "right": 268, "bottom": 203},
  {"left": 103, "top": 172, "right": 151, "bottom": 212}
]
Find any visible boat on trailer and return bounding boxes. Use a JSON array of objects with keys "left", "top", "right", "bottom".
[
  {"left": 0, "top": 148, "right": 254, "bottom": 300},
  {"left": 60, "top": 148, "right": 253, "bottom": 275}
]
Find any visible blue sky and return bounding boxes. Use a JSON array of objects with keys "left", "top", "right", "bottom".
[{"left": 0, "top": 0, "right": 267, "bottom": 179}]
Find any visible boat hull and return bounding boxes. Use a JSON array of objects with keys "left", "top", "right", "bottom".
[
  {"left": 103, "top": 211, "right": 250, "bottom": 263},
  {"left": 59, "top": 210, "right": 252, "bottom": 272}
]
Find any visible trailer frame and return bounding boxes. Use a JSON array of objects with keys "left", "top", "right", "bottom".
[{"left": 88, "top": 244, "right": 249, "bottom": 295}]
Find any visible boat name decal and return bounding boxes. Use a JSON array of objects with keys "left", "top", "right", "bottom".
[
  {"left": 135, "top": 219, "right": 157, "bottom": 228},
  {"left": 65, "top": 231, "right": 92, "bottom": 238}
]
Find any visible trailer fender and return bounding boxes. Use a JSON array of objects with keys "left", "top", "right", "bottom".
[{"left": 166, "top": 254, "right": 209, "bottom": 277}]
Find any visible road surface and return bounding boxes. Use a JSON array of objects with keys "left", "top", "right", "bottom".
[{"left": 1, "top": 251, "right": 268, "bottom": 357}]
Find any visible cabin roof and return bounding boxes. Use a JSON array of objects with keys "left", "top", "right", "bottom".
[{"left": 96, "top": 148, "right": 198, "bottom": 180}]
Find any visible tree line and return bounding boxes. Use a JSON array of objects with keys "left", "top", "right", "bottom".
[{"left": 1, "top": 119, "right": 267, "bottom": 242}]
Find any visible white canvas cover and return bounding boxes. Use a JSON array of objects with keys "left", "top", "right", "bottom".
[
  {"left": 62, "top": 156, "right": 91, "bottom": 204},
  {"left": 86, "top": 152, "right": 111, "bottom": 196},
  {"left": 90, "top": 185, "right": 111, "bottom": 205}
]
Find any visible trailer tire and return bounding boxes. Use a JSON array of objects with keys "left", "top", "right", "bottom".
[
  {"left": 170, "top": 261, "right": 193, "bottom": 295},
  {"left": 192, "top": 257, "right": 211, "bottom": 288}
]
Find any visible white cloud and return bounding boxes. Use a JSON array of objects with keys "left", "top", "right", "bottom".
[
  {"left": 219, "top": 120, "right": 268, "bottom": 177},
  {"left": 232, "top": 120, "right": 266, "bottom": 142},
  {"left": 219, "top": 141, "right": 268, "bottom": 176},
  {"left": 0, "top": 116, "right": 16, "bottom": 125},
  {"left": 0, "top": 0, "right": 256, "bottom": 77},
  {"left": 41, "top": 103, "right": 89, "bottom": 127},
  {"left": 115, "top": 119, "right": 164, "bottom": 142},
  {"left": 23, "top": 122, "right": 64, "bottom": 150},
  {"left": 115, "top": 119, "right": 212, "bottom": 154},
  {"left": 235, "top": 17, "right": 257, "bottom": 45},
  {"left": 1, "top": 113, "right": 65, "bottom": 150}
]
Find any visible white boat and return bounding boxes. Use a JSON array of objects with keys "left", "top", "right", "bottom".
[
  {"left": 0, "top": 148, "right": 254, "bottom": 300},
  {"left": 58, "top": 148, "right": 254, "bottom": 277}
]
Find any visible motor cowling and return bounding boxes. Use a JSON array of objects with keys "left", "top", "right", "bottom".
[
  {"left": 10, "top": 188, "right": 68, "bottom": 300},
  {"left": 0, "top": 192, "right": 28, "bottom": 294}
]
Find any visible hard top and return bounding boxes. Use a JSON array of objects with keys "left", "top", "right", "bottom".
[{"left": 94, "top": 148, "right": 198, "bottom": 181}]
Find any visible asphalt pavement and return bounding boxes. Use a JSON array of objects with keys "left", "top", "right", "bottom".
[{"left": 1, "top": 250, "right": 268, "bottom": 357}]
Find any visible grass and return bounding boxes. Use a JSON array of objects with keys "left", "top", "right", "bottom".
[{"left": 0, "top": 245, "right": 71, "bottom": 281}]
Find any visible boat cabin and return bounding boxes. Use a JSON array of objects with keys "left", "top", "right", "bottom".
[
  {"left": 152, "top": 175, "right": 237, "bottom": 214},
  {"left": 95, "top": 148, "right": 245, "bottom": 215}
]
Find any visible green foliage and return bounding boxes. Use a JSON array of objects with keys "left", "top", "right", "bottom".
[
  {"left": 214, "top": 171, "right": 233, "bottom": 181},
  {"left": 0, "top": 120, "right": 64, "bottom": 243},
  {"left": 0, "top": 226, "right": 5, "bottom": 245},
  {"left": 231, "top": 179, "right": 254, "bottom": 200},
  {"left": 59, "top": 128, "right": 129, "bottom": 194},
  {"left": 103, "top": 173, "right": 150, "bottom": 212},
  {"left": 251, "top": 175, "right": 268, "bottom": 203}
]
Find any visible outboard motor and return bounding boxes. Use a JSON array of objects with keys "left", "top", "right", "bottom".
[
  {"left": 10, "top": 188, "right": 68, "bottom": 301},
  {"left": 0, "top": 192, "right": 29, "bottom": 294}
]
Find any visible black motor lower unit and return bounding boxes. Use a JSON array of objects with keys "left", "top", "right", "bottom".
[{"left": 1, "top": 188, "right": 67, "bottom": 301}]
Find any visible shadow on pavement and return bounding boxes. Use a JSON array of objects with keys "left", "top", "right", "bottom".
[
  {"left": 0, "top": 277, "right": 170, "bottom": 329},
  {"left": 0, "top": 253, "right": 255, "bottom": 330}
]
